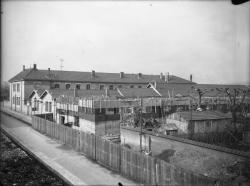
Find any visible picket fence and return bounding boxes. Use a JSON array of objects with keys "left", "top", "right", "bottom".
[{"left": 31, "top": 116, "right": 233, "bottom": 186}]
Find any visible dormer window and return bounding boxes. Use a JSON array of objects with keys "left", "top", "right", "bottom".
[
  {"left": 138, "top": 85, "right": 142, "bottom": 88},
  {"left": 130, "top": 85, "right": 134, "bottom": 88},
  {"left": 66, "top": 84, "right": 71, "bottom": 90}
]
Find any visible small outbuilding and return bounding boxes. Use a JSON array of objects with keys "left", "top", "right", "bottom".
[{"left": 166, "top": 111, "right": 232, "bottom": 136}]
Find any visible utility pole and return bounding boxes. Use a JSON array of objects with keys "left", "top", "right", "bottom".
[
  {"left": 60, "top": 58, "right": 64, "bottom": 71},
  {"left": 139, "top": 98, "right": 143, "bottom": 152}
]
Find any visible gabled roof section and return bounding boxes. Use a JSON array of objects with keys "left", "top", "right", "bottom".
[
  {"left": 41, "top": 89, "right": 121, "bottom": 100},
  {"left": 9, "top": 68, "right": 34, "bottom": 82},
  {"left": 9, "top": 67, "right": 194, "bottom": 84},
  {"left": 192, "top": 84, "right": 249, "bottom": 97},
  {"left": 118, "top": 88, "right": 161, "bottom": 98},
  {"left": 175, "top": 111, "right": 232, "bottom": 121},
  {"left": 28, "top": 89, "right": 45, "bottom": 99},
  {"left": 154, "top": 83, "right": 194, "bottom": 98}
]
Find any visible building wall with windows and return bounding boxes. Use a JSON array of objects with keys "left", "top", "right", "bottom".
[
  {"left": 51, "top": 82, "right": 146, "bottom": 90},
  {"left": 10, "top": 81, "right": 23, "bottom": 111}
]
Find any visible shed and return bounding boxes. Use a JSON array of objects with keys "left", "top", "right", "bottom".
[{"left": 166, "top": 111, "right": 232, "bottom": 135}]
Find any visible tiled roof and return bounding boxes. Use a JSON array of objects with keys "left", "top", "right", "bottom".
[
  {"left": 176, "top": 111, "right": 232, "bottom": 121},
  {"left": 9, "top": 68, "right": 194, "bottom": 84},
  {"left": 153, "top": 83, "right": 249, "bottom": 98},
  {"left": 154, "top": 83, "right": 194, "bottom": 97},
  {"left": 9, "top": 68, "right": 34, "bottom": 82},
  {"left": 118, "top": 88, "right": 160, "bottom": 98},
  {"left": 43, "top": 89, "right": 121, "bottom": 99},
  {"left": 28, "top": 89, "right": 45, "bottom": 99}
]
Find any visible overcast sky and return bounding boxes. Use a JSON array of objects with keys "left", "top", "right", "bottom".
[{"left": 2, "top": 1, "right": 250, "bottom": 85}]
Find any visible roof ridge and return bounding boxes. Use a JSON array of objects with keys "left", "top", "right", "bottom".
[{"left": 22, "top": 68, "right": 35, "bottom": 80}]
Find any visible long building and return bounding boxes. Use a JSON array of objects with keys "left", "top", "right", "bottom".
[{"left": 9, "top": 64, "right": 194, "bottom": 111}]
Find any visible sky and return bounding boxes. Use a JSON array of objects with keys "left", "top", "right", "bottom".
[{"left": 1, "top": 1, "right": 250, "bottom": 85}]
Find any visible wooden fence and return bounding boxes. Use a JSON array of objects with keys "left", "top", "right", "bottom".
[{"left": 32, "top": 116, "right": 234, "bottom": 186}]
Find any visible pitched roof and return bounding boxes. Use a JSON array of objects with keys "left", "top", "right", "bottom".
[
  {"left": 151, "top": 83, "right": 249, "bottom": 98},
  {"left": 9, "top": 68, "right": 194, "bottom": 84},
  {"left": 41, "top": 89, "right": 121, "bottom": 99},
  {"left": 118, "top": 88, "right": 160, "bottom": 98},
  {"left": 175, "top": 111, "right": 232, "bottom": 121},
  {"left": 28, "top": 89, "right": 45, "bottom": 99},
  {"left": 9, "top": 68, "right": 34, "bottom": 82},
  {"left": 153, "top": 83, "right": 194, "bottom": 98}
]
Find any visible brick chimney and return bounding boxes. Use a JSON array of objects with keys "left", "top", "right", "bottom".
[
  {"left": 23, "top": 65, "right": 25, "bottom": 71},
  {"left": 154, "top": 81, "right": 157, "bottom": 88},
  {"left": 190, "top": 74, "right": 193, "bottom": 82},
  {"left": 91, "top": 70, "right": 95, "bottom": 78},
  {"left": 137, "top": 73, "right": 142, "bottom": 79},
  {"left": 33, "top": 64, "right": 37, "bottom": 70},
  {"left": 160, "top": 73, "right": 163, "bottom": 80},
  {"left": 165, "top": 72, "right": 169, "bottom": 83},
  {"left": 120, "top": 72, "right": 124, "bottom": 78}
]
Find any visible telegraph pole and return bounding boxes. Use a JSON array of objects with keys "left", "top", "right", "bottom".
[{"left": 139, "top": 98, "right": 143, "bottom": 152}]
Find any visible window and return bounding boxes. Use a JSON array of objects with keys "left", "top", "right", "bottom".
[
  {"left": 49, "top": 102, "right": 52, "bottom": 112},
  {"left": 13, "top": 84, "right": 16, "bottom": 92},
  {"left": 66, "top": 84, "right": 71, "bottom": 89},
  {"left": 99, "top": 84, "right": 104, "bottom": 90},
  {"left": 109, "top": 85, "right": 114, "bottom": 90},
  {"left": 17, "top": 84, "right": 20, "bottom": 92},
  {"left": 76, "top": 84, "right": 81, "bottom": 90},
  {"left": 130, "top": 85, "right": 134, "bottom": 88},
  {"left": 16, "top": 97, "right": 20, "bottom": 105},
  {"left": 86, "top": 84, "right": 91, "bottom": 90},
  {"left": 45, "top": 101, "right": 48, "bottom": 112},
  {"left": 74, "top": 116, "right": 79, "bottom": 127},
  {"left": 118, "top": 85, "right": 122, "bottom": 88},
  {"left": 35, "top": 100, "right": 39, "bottom": 110},
  {"left": 54, "top": 84, "right": 60, "bottom": 88},
  {"left": 138, "top": 85, "right": 142, "bottom": 88}
]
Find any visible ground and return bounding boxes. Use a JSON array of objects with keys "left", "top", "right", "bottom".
[
  {"left": 155, "top": 148, "right": 250, "bottom": 184},
  {"left": 0, "top": 132, "right": 64, "bottom": 186}
]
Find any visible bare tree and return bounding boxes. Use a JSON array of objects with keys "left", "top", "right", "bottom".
[
  {"left": 191, "top": 86, "right": 209, "bottom": 110},
  {"left": 216, "top": 87, "right": 250, "bottom": 133}
]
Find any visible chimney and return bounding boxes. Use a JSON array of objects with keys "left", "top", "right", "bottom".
[
  {"left": 165, "top": 72, "right": 169, "bottom": 83},
  {"left": 48, "top": 68, "right": 50, "bottom": 72},
  {"left": 137, "top": 73, "right": 142, "bottom": 79},
  {"left": 190, "top": 74, "right": 193, "bottom": 82},
  {"left": 160, "top": 73, "right": 163, "bottom": 80},
  {"left": 23, "top": 65, "right": 25, "bottom": 71},
  {"left": 91, "top": 70, "right": 95, "bottom": 78},
  {"left": 154, "top": 81, "right": 157, "bottom": 88},
  {"left": 105, "top": 88, "right": 109, "bottom": 97},
  {"left": 120, "top": 72, "right": 124, "bottom": 78},
  {"left": 33, "top": 64, "right": 37, "bottom": 70}
]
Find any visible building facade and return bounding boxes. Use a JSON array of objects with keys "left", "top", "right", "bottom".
[{"left": 9, "top": 64, "right": 194, "bottom": 112}]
